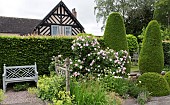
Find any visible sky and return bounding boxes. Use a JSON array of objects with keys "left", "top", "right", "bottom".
[{"left": 0, "top": 0, "right": 103, "bottom": 35}]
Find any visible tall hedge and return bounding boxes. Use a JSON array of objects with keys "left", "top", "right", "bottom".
[
  {"left": 104, "top": 12, "right": 128, "bottom": 51},
  {"left": 104, "top": 12, "right": 130, "bottom": 73},
  {"left": 139, "top": 20, "right": 164, "bottom": 74},
  {"left": 0, "top": 36, "right": 75, "bottom": 76}
]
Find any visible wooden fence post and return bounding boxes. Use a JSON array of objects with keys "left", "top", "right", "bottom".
[{"left": 65, "top": 58, "right": 70, "bottom": 92}]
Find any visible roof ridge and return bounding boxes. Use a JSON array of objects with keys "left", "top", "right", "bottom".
[{"left": 0, "top": 16, "right": 41, "bottom": 21}]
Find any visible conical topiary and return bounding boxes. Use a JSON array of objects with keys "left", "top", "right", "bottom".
[
  {"left": 104, "top": 12, "right": 128, "bottom": 51},
  {"left": 139, "top": 20, "right": 164, "bottom": 74},
  {"left": 104, "top": 12, "right": 130, "bottom": 74}
]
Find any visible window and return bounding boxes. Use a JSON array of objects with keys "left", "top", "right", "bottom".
[
  {"left": 51, "top": 25, "right": 72, "bottom": 36},
  {"left": 65, "top": 26, "right": 72, "bottom": 36},
  {"left": 51, "top": 25, "right": 59, "bottom": 36}
]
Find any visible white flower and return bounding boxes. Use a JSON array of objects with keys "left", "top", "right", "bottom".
[
  {"left": 98, "top": 74, "right": 101, "bottom": 77},
  {"left": 78, "top": 59, "right": 81, "bottom": 62},
  {"left": 97, "top": 65, "right": 100, "bottom": 68},
  {"left": 88, "top": 54, "right": 90, "bottom": 56},
  {"left": 139, "top": 81, "right": 141, "bottom": 83},
  {"left": 75, "top": 64, "right": 78, "bottom": 67},
  {"left": 94, "top": 48, "right": 97, "bottom": 51},
  {"left": 80, "top": 66, "right": 83, "bottom": 69},
  {"left": 109, "top": 59, "right": 112, "bottom": 61},
  {"left": 120, "top": 58, "right": 123, "bottom": 61},
  {"left": 58, "top": 55, "right": 62, "bottom": 58},
  {"left": 70, "top": 62, "right": 73, "bottom": 64}
]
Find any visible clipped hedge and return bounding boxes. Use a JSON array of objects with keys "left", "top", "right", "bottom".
[
  {"left": 139, "top": 20, "right": 164, "bottom": 74},
  {"left": 163, "top": 41, "right": 170, "bottom": 66},
  {"left": 0, "top": 36, "right": 75, "bottom": 77},
  {"left": 137, "top": 72, "right": 170, "bottom": 96}
]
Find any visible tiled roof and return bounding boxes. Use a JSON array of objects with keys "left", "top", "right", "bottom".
[{"left": 0, "top": 16, "right": 41, "bottom": 35}]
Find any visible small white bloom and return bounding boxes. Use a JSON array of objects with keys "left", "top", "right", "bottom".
[
  {"left": 58, "top": 55, "right": 62, "bottom": 58},
  {"left": 80, "top": 66, "right": 83, "bottom": 69},
  {"left": 75, "top": 64, "right": 78, "bottom": 67},
  {"left": 78, "top": 59, "right": 81, "bottom": 62}
]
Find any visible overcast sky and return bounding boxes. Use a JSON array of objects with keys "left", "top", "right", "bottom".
[{"left": 0, "top": 0, "right": 103, "bottom": 35}]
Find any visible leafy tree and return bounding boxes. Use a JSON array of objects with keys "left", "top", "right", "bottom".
[
  {"left": 154, "top": 0, "right": 170, "bottom": 28},
  {"left": 139, "top": 20, "right": 164, "bottom": 74},
  {"left": 94, "top": 0, "right": 157, "bottom": 36},
  {"left": 94, "top": 0, "right": 130, "bottom": 30}
]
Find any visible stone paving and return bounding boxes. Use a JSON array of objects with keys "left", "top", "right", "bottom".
[{"left": 123, "top": 95, "right": 170, "bottom": 105}]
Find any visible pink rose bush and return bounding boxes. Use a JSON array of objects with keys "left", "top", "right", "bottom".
[{"left": 55, "top": 36, "right": 130, "bottom": 78}]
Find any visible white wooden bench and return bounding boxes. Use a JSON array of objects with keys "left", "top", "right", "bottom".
[{"left": 2, "top": 62, "right": 38, "bottom": 92}]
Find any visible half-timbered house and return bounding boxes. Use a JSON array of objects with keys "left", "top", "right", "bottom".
[
  {"left": 33, "top": 1, "right": 85, "bottom": 36},
  {"left": 0, "top": 1, "right": 85, "bottom": 36}
]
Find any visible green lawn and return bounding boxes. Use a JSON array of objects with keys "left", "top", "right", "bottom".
[{"left": 131, "top": 65, "right": 139, "bottom": 72}]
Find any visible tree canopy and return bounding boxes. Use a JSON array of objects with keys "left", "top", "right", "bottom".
[
  {"left": 94, "top": 0, "right": 158, "bottom": 36},
  {"left": 154, "top": 0, "right": 170, "bottom": 28}
]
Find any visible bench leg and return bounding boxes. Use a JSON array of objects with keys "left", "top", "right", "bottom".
[{"left": 3, "top": 82, "right": 6, "bottom": 92}]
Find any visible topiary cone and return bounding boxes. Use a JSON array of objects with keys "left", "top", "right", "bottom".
[
  {"left": 104, "top": 12, "right": 130, "bottom": 74},
  {"left": 139, "top": 20, "right": 164, "bottom": 74}
]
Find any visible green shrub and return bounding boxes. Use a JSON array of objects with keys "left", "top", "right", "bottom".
[
  {"left": 139, "top": 20, "right": 164, "bottom": 74},
  {"left": 126, "top": 34, "right": 139, "bottom": 56},
  {"left": 104, "top": 12, "right": 130, "bottom": 74},
  {"left": 70, "top": 80, "right": 108, "bottom": 105},
  {"left": 163, "top": 41, "right": 170, "bottom": 66},
  {"left": 13, "top": 82, "right": 29, "bottom": 91},
  {"left": 164, "top": 71, "right": 170, "bottom": 87},
  {"left": 128, "top": 81, "right": 146, "bottom": 98},
  {"left": 0, "top": 89, "right": 5, "bottom": 102},
  {"left": 137, "top": 90, "right": 150, "bottom": 105},
  {"left": 101, "top": 76, "right": 129, "bottom": 97},
  {"left": 137, "top": 72, "right": 170, "bottom": 96},
  {"left": 37, "top": 75, "right": 65, "bottom": 101}
]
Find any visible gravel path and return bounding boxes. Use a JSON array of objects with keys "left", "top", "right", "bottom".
[
  {"left": 1, "top": 90, "right": 45, "bottom": 105},
  {"left": 2, "top": 90, "right": 170, "bottom": 105}
]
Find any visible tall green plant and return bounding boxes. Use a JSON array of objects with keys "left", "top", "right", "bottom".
[
  {"left": 104, "top": 12, "right": 130, "bottom": 73},
  {"left": 139, "top": 20, "right": 164, "bottom": 73},
  {"left": 104, "top": 12, "right": 128, "bottom": 51}
]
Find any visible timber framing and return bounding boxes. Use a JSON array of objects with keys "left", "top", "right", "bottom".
[{"left": 33, "top": 1, "right": 85, "bottom": 35}]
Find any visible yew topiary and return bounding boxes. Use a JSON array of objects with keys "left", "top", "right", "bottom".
[
  {"left": 104, "top": 12, "right": 130, "bottom": 74},
  {"left": 164, "top": 71, "right": 170, "bottom": 87},
  {"left": 104, "top": 12, "right": 128, "bottom": 51},
  {"left": 139, "top": 20, "right": 164, "bottom": 74},
  {"left": 137, "top": 72, "right": 170, "bottom": 96}
]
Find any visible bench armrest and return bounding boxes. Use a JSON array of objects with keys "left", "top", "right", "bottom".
[{"left": 35, "top": 71, "right": 38, "bottom": 75}]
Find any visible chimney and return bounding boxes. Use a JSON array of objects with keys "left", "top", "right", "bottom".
[{"left": 72, "top": 8, "right": 77, "bottom": 18}]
